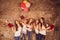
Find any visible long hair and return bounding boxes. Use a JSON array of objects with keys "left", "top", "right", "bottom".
[
  {"left": 40, "top": 17, "right": 47, "bottom": 28},
  {"left": 15, "top": 20, "right": 23, "bottom": 31},
  {"left": 35, "top": 19, "right": 41, "bottom": 25},
  {"left": 15, "top": 21, "right": 18, "bottom": 31},
  {"left": 31, "top": 19, "right": 35, "bottom": 25},
  {"left": 19, "top": 21, "right": 23, "bottom": 27},
  {"left": 27, "top": 18, "right": 33, "bottom": 25}
]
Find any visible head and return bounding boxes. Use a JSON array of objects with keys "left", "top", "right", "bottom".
[
  {"left": 40, "top": 17, "right": 47, "bottom": 28},
  {"left": 32, "top": 19, "right": 35, "bottom": 26},
  {"left": 35, "top": 19, "right": 40, "bottom": 25},
  {"left": 40, "top": 17, "right": 45, "bottom": 24},
  {"left": 39, "top": 23, "right": 41, "bottom": 26},
  {"left": 15, "top": 20, "right": 22, "bottom": 31}
]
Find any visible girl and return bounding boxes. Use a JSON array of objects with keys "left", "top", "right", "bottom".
[
  {"left": 13, "top": 20, "right": 22, "bottom": 40},
  {"left": 21, "top": 19, "right": 27, "bottom": 40},
  {"left": 34, "top": 19, "right": 41, "bottom": 40},
  {"left": 39, "top": 17, "right": 47, "bottom": 40},
  {"left": 27, "top": 18, "right": 33, "bottom": 40},
  {"left": 33, "top": 20, "right": 39, "bottom": 40}
]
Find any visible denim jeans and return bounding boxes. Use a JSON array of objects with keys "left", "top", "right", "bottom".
[
  {"left": 15, "top": 36, "right": 20, "bottom": 40},
  {"left": 22, "top": 33, "right": 26, "bottom": 40},
  {"left": 36, "top": 34, "right": 40, "bottom": 40},
  {"left": 36, "top": 33, "right": 45, "bottom": 40},
  {"left": 39, "top": 34, "right": 45, "bottom": 40},
  {"left": 27, "top": 31, "right": 32, "bottom": 40}
]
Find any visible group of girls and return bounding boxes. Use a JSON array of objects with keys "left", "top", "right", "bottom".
[{"left": 13, "top": 17, "right": 54, "bottom": 40}]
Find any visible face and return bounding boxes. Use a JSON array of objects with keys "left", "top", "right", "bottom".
[
  {"left": 36, "top": 19, "right": 39, "bottom": 24},
  {"left": 46, "top": 23, "right": 49, "bottom": 27},
  {"left": 33, "top": 22, "right": 35, "bottom": 26},
  {"left": 40, "top": 19, "right": 44, "bottom": 23}
]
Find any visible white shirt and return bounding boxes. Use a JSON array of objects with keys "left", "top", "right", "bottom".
[
  {"left": 35, "top": 26, "right": 39, "bottom": 34},
  {"left": 14, "top": 27, "right": 22, "bottom": 37},
  {"left": 27, "top": 25, "right": 32, "bottom": 31},
  {"left": 39, "top": 25, "right": 46, "bottom": 35},
  {"left": 22, "top": 24, "right": 27, "bottom": 34},
  {"left": 35, "top": 29, "right": 39, "bottom": 34}
]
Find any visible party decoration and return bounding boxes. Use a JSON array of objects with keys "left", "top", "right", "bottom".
[
  {"left": 20, "top": 2, "right": 26, "bottom": 9},
  {"left": 20, "top": 0, "right": 31, "bottom": 12},
  {"left": 50, "top": 24, "right": 55, "bottom": 30},
  {"left": 8, "top": 23, "right": 14, "bottom": 28},
  {"left": 26, "top": 2, "right": 31, "bottom": 8},
  {"left": 20, "top": 15, "right": 25, "bottom": 19},
  {"left": 23, "top": 0, "right": 27, "bottom": 3},
  {"left": 24, "top": 7, "right": 28, "bottom": 12}
]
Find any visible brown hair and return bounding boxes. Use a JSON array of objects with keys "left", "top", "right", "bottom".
[
  {"left": 40, "top": 17, "right": 47, "bottom": 28},
  {"left": 15, "top": 21, "right": 18, "bottom": 31},
  {"left": 15, "top": 20, "right": 23, "bottom": 31},
  {"left": 35, "top": 19, "right": 41, "bottom": 25}
]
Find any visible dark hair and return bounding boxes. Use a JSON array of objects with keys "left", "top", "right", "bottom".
[
  {"left": 41, "top": 17, "right": 45, "bottom": 23},
  {"left": 25, "top": 19, "right": 28, "bottom": 24},
  {"left": 31, "top": 19, "right": 35, "bottom": 24},
  {"left": 35, "top": 19, "right": 41, "bottom": 25},
  {"left": 40, "top": 17, "right": 47, "bottom": 28},
  {"left": 15, "top": 21, "right": 18, "bottom": 31},
  {"left": 19, "top": 22, "right": 23, "bottom": 27},
  {"left": 15, "top": 20, "right": 23, "bottom": 31}
]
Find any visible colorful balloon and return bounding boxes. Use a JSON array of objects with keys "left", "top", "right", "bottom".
[
  {"left": 24, "top": 7, "right": 28, "bottom": 12},
  {"left": 26, "top": 2, "right": 31, "bottom": 8},
  {"left": 20, "top": 0, "right": 31, "bottom": 12},
  {"left": 21, "top": 2, "right": 26, "bottom": 9}
]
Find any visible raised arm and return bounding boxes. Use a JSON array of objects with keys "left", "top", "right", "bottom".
[{"left": 16, "top": 21, "right": 21, "bottom": 27}]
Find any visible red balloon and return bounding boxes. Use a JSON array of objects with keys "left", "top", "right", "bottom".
[
  {"left": 8, "top": 23, "right": 14, "bottom": 28},
  {"left": 20, "top": 2, "right": 26, "bottom": 9}
]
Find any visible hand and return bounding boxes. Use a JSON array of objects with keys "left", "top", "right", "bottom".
[{"left": 16, "top": 21, "right": 19, "bottom": 24}]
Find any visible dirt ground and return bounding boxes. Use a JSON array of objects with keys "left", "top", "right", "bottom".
[{"left": 0, "top": 0, "right": 60, "bottom": 40}]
